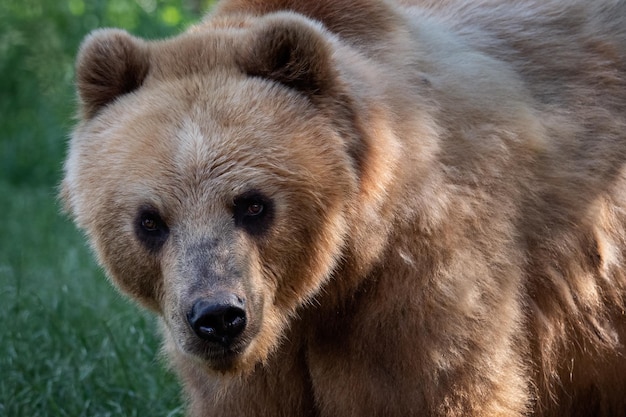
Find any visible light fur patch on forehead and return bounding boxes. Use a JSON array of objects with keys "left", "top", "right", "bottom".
[
  {"left": 174, "top": 118, "right": 238, "bottom": 187},
  {"left": 175, "top": 118, "right": 209, "bottom": 173}
]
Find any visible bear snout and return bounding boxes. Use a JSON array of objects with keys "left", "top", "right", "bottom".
[{"left": 186, "top": 293, "right": 247, "bottom": 347}]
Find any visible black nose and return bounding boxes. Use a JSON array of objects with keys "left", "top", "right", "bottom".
[{"left": 186, "top": 294, "right": 247, "bottom": 345}]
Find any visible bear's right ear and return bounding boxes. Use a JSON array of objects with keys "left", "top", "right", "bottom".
[{"left": 76, "top": 29, "right": 150, "bottom": 118}]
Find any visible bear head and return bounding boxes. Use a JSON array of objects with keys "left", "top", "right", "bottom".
[{"left": 61, "top": 13, "right": 392, "bottom": 373}]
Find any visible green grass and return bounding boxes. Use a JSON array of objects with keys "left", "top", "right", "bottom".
[
  {"left": 0, "top": 1, "right": 222, "bottom": 415},
  {"left": 0, "top": 182, "right": 184, "bottom": 416}
]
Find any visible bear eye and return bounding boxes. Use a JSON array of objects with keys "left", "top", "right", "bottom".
[
  {"left": 135, "top": 207, "right": 169, "bottom": 252},
  {"left": 233, "top": 191, "right": 273, "bottom": 236},
  {"left": 246, "top": 202, "right": 264, "bottom": 216},
  {"left": 141, "top": 216, "right": 158, "bottom": 231}
]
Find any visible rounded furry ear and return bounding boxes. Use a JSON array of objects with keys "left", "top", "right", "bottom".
[
  {"left": 76, "top": 29, "right": 150, "bottom": 118},
  {"left": 240, "top": 15, "right": 337, "bottom": 98}
]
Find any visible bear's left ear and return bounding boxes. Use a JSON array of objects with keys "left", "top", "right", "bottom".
[{"left": 239, "top": 15, "right": 338, "bottom": 98}]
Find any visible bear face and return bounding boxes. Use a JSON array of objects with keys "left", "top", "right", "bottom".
[{"left": 63, "top": 16, "right": 367, "bottom": 372}]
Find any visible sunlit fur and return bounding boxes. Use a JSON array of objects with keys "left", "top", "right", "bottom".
[{"left": 63, "top": 0, "right": 626, "bottom": 415}]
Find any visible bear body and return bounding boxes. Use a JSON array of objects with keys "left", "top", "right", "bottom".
[{"left": 62, "top": 0, "right": 626, "bottom": 415}]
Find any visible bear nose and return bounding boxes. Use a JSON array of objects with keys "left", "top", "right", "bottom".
[{"left": 186, "top": 294, "right": 247, "bottom": 346}]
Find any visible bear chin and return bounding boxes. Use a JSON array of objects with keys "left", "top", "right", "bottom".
[{"left": 173, "top": 331, "right": 275, "bottom": 375}]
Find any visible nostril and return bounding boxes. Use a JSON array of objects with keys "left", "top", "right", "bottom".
[
  {"left": 222, "top": 307, "right": 246, "bottom": 335},
  {"left": 187, "top": 296, "right": 247, "bottom": 345}
]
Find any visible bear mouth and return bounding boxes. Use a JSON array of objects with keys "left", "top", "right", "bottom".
[
  {"left": 200, "top": 344, "right": 244, "bottom": 371},
  {"left": 179, "top": 337, "right": 248, "bottom": 371},
  {"left": 178, "top": 326, "right": 259, "bottom": 372}
]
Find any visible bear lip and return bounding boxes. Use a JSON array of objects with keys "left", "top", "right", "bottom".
[
  {"left": 178, "top": 326, "right": 257, "bottom": 371},
  {"left": 194, "top": 342, "right": 248, "bottom": 372}
]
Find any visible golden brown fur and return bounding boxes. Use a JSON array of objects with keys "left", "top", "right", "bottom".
[{"left": 62, "top": 0, "right": 626, "bottom": 415}]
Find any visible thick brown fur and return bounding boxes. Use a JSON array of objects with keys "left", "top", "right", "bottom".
[{"left": 62, "top": 0, "right": 626, "bottom": 416}]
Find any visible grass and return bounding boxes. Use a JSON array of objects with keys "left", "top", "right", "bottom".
[
  {"left": 0, "top": 182, "right": 184, "bottom": 416},
  {"left": 0, "top": 2, "right": 219, "bottom": 415}
]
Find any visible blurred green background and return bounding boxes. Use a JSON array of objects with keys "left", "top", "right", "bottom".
[{"left": 0, "top": 1, "right": 215, "bottom": 415}]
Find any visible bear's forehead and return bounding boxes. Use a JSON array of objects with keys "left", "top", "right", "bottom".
[
  {"left": 147, "top": 30, "right": 248, "bottom": 79},
  {"left": 170, "top": 118, "right": 250, "bottom": 184},
  {"left": 90, "top": 81, "right": 327, "bottom": 199}
]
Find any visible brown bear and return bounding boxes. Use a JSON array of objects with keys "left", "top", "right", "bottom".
[{"left": 62, "top": 0, "right": 626, "bottom": 415}]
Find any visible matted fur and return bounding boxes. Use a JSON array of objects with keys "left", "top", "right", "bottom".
[{"left": 62, "top": 0, "right": 626, "bottom": 415}]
